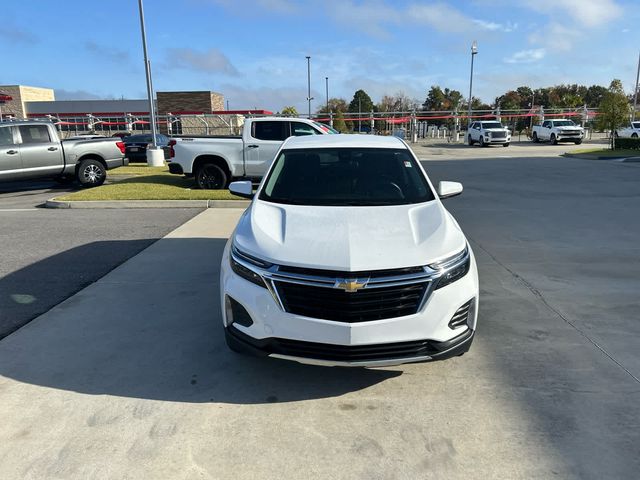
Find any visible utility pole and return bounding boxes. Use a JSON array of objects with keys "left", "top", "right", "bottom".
[
  {"left": 467, "top": 40, "right": 478, "bottom": 126},
  {"left": 358, "top": 96, "right": 362, "bottom": 132}
]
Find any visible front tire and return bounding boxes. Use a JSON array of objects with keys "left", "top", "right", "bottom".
[
  {"left": 574, "top": 139, "right": 583, "bottom": 145},
  {"left": 467, "top": 135, "right": 474, "bottom": 146},
  {"left": 479, "top": 137, "right": 485, "bottom": 147},
  {"left": 551, "top": 134, "right": 558, "bottom": 145},
  {"left": 632, "top": 133, "right": 638, "bottom": 139},
  {"left": 532, "top": 132, "right": 539, "bottom": 143},
  {"left": 503, "top": 143, "right": 510, "bottom": 147},
  {"left": 195, "top": 163, "right": 228, "bottom": 190},
  {"left": 76, "top": 159, "right": 106, "bottom": 187}
]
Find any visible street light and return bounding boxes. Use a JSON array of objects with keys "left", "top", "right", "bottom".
[
  {"left": 137, "top": 0, "right": 163, "bottom": 166},
  {"left": 467, "top": 40, "right": 478, "bottom": 126},
  {"left": 633, "top": 51, "right": 640, "bottom": 121},
  {"left": 325, "top": 77, "right": 329, "bottom": 114},
  {"left": 306, "top": 56, "right": 313, "bottom": 119}
]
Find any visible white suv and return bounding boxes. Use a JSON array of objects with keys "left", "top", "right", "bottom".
[
  {"left": 467, "top": 121, "right": 511, "bottom": 147},
  {"left": 219, "top": 135, "right": 479, "bottom": 367}
]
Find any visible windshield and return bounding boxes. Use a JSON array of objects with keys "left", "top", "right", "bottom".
[
  {"left": 632, "top": 122, "right": 640, "bottom": 129},
  {"left": 553, "top": 120, "right": 576, "bottom": 127},
  {"left": 481, "top": 122, "right": 503, "bottom": 129},
  {"left": 258, "top": 147, "right": 435, "bottom": 206}
]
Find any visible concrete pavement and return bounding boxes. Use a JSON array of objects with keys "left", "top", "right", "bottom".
[{"left": 0, "top": 155, "right": 639, "bottom": 479}]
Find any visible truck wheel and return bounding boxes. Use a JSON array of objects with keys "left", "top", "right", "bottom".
[
  {"left": 532, "top": 132, "right": 539, "bottom": 143},
  {"left": 76, "top": 159, "right": 106, "bottom": 187},
  {"left": 196, "top": 163, "right": 227, "bottom": 190},
  {"left": 503, "top": 143, "right": 510, "bottom": 147},
  {"left": 467, "top": 135, "right": 474, "bottom": 146},
  {"left": 550, "top": 134, "right": 558, "bottom": 145},
  {"left": 479, "top": 137, "right": 486, "bottom": 147},
  {"left": 632, "top": 133, "right": 638, "bottom": 139},
  {"left": 574, "top": 139, "right": 583, "bottom": 145}
]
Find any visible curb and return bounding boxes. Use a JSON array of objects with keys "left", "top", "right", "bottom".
[
  {"left": 622, "top": 156, "right": 640, "bottom": 163},
  {"left": 45, "top": 198, "right": 250, "bottom": 209},
  {"left": 562, "top": 153, "right": 627, "bottom": 160}
]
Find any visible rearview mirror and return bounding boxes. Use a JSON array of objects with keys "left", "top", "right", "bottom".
[
  {"left": 229, "top": 180, "right": 254, "bottom": 199},
  {"left": 437, "top": 181, "right": 463, "bottom": 199}
]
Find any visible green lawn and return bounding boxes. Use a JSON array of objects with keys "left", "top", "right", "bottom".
[
  {"left": 55, "top": 165, "right": 241, "bottom": 201},
  {"left": 567, "top": 148, "right": 640, "bottom": 158}
]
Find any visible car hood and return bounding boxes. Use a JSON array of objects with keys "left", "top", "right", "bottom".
[
  {"left": 233, "top": 200, "right": 467, "bottom": 271},
  {"left": 556, "top": 126, "right": 581, "bottom": 130},
  {"left": 485, "top": 128, "right": 509, "bottom": 132}
]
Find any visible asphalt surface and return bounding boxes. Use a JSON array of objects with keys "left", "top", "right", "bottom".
[
  {"left": 0, "top": 154, "right": 639, "bottom": 478},
  {"left": 0, "top": 179, "right": 202, "bottom": 338}
]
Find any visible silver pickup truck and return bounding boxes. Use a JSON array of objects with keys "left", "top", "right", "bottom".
[{"left": 0, "top": 120, "right": 127, "bottom": 187}]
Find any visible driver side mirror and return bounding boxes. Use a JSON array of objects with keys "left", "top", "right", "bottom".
[
  {"left": 437, "top": 181, "right": 463, "bottom": 199},
  {"left": 229, "top": 180, "right": 254, "bottom": 199}
]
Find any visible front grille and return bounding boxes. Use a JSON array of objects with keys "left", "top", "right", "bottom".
[
  {"left": 561, "top": 130, "right": 580, "bottom": 136},
  {"left": 274, "top": 281, "right": 428, "bottom": 322},
  {"left": 490, "top": 131, "right": 506, "bottom": 139},
  {"left": 276, "top": 265, "right": 425, "bottom": 279}
]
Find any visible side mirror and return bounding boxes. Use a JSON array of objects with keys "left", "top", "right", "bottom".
[
  {"left": 437, "top": 181, "right": 463, "bottom": 199},
  {"left": 229, "top": 180, "right": 254, "bottom": 199}
]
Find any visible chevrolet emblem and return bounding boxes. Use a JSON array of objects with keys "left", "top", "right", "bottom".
[{"left": 336, "top": 279, "right": 367, "bottom": 292}]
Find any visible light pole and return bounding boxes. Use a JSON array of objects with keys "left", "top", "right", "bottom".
[
  {"left": 530, "top": 91, "right": 535, "bottom": 130},
  {"left": 137, "top": 0, "right": 163, "bottom": 166},
  {"left": 358, "top": 96, "right": 362, "bottom": 132},
  {"left": 306, "top": 56, "right": 313, "bottom": 119},
  {"left": 467, "top": 40, "right": 478, "bottom": 126},
  {"left": 633, "top": 51, "right": 640, "bottom": 121},
  {"left": 325, "top": 77, "right": 329, "bottom": 114}
]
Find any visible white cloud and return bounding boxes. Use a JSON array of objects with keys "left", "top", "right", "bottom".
[
  {"left": 521, "top": 0, "right": 622, "bottom": 27},
  {"left": 528, "top": 22, "right": 582, "bottom": 52},
  {"left": 164, "top": 48, "right": 239, "bottom": 75},
  {"left": 473, "top": 19, "right": 518, "bottom": 32},
  {"left": 504, "top": 48, "right": 546, "bottom": 64}
]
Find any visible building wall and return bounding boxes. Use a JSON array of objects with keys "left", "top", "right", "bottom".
[
  {"left": 26, "top": 99, "right": 150, "bottom": 116},
  {"left": 0, "top": 85, "right": 55, "bottom": 118},
  {"left": 157, "top": 91, "right": 225, "bottom": 114}
]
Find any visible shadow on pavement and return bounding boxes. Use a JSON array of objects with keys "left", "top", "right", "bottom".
[{"left": 0, "top": 238, "right": 401, "bottom": 405}]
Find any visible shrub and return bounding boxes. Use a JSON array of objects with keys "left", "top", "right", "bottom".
[{"left": 614, "top": 138, "right": 640, "bottom": 150}]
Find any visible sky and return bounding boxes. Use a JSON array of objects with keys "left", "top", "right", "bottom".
[{"left": 0, "top": 0, "right": 638, "bottom": 113}]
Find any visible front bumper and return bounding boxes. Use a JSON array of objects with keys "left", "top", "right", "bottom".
[
  {"left": 220, "top": 242, "right": 479, "bottom": 367},
  {"left": 225, "top": 324, "right": 474, "bottom": 367}
]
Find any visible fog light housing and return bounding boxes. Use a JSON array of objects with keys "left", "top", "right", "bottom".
[
  {"left": 225, "top": 295, "right": 253, "bottom": 327},
  {"left": 449, "top": 298, "right": 475, "bottom": 329}
]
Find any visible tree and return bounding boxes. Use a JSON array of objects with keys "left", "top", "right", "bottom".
[
  {"left": 348, "top": 89, "right": 375, "bottom": 131},
  {"left": 316, "top": 97, "right": 348, "bottom": 114},
  {"left": 281, "top": 106, "right": 298, "bottom": 117},
  {"left": 348, "top": 90, "right": 375, "bottom": 114},
  {"left": 333, "top": 110, "right": 348, "bottom": 133},
  {"left": 596, "top": 79, "right": 631, "bottom": 148}
]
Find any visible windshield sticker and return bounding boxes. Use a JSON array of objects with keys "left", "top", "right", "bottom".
[{"left": 404, "top": 161, "right": 412, "bottom": 168}]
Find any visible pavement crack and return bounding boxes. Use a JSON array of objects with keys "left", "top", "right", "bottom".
[{"left": 471, "top": 239, "right": 640, "bottom": 385}]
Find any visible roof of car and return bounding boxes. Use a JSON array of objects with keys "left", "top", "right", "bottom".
[{"left": 282, "top": 134, "right": 407, "bottom": 149}]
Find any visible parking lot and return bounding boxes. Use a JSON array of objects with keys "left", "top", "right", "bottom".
[{"left": 0, "top": 147, "right": 639, "bottom": 479}]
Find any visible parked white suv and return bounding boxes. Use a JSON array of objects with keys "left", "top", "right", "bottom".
[
  {"left": 220, "top": 135, "right": 479, "bottom": 367},
  {"left": 467, "top": 121, "right": 511, "bottom": 147}
]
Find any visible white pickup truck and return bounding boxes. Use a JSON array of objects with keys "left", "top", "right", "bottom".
[
  {"left": 168, "top": 117, "right": 335, "bottom": 189},
  {"left": 532, "top": 119, "right": 584, "bottom": 145},
  {"left": 614, "top": 122, "right": 640, "bottom": 138}
]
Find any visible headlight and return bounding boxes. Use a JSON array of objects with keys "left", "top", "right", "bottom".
[
  {"left": 230, "top": 245, "right": 271, "bottom": 288},
  {"left": 428, "top": 246, "right": 471, "bottom": 290}
]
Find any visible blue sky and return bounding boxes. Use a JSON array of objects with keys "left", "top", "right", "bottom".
[{"left": 1, "top": 0, "right": 637, "bottom": 112}]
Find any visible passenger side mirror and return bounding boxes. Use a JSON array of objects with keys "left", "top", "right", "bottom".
[
  {"left": 437, "top": 181, "right": 463, "bottom": 199},
  {"left": 229, "top": 180, "right": 254, "bottom": 199}
]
